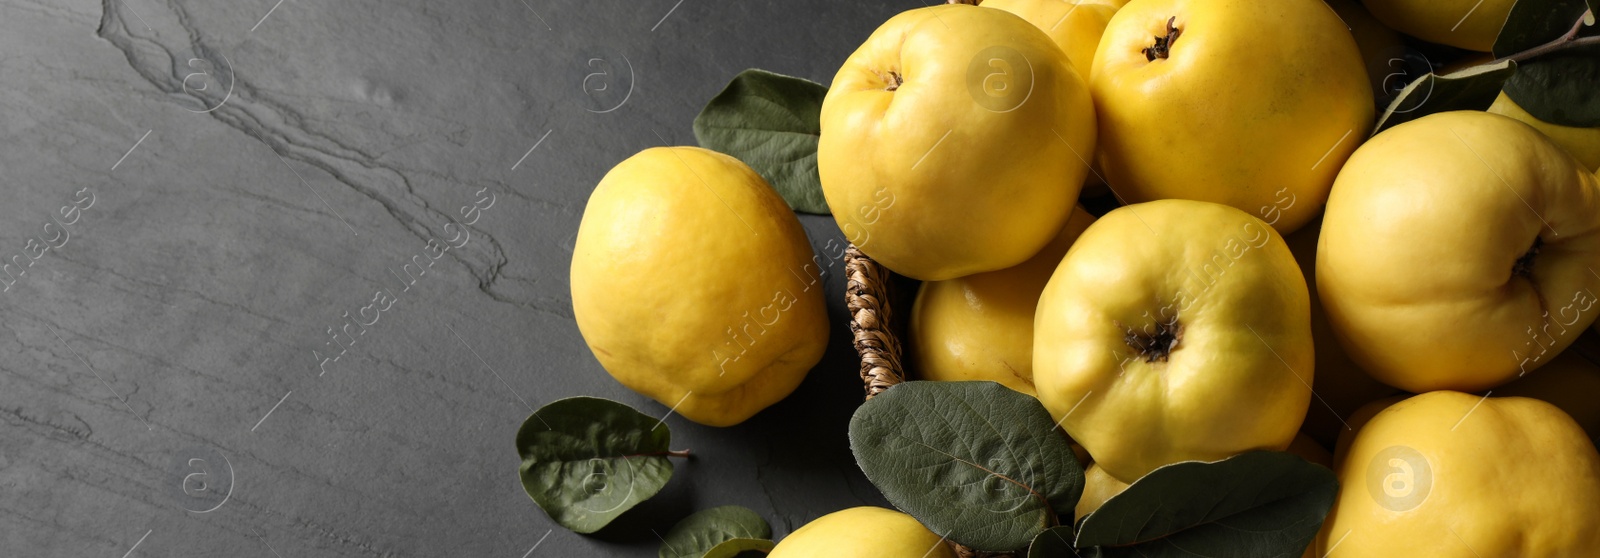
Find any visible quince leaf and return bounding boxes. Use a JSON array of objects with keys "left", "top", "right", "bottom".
[
  {"left": 1026, "top": 526, "right": 1079, "bottom": 558},
  {"left": 1074, "top": 451, "right": 1337, "bottom": 558},
  {"left": 848, "top": 381, "right": 1085, "bottom": 552},
  {"left": 694, "top": 69, "right": 830, "bottom": 214},
  {"left": 702, "top": 539, "right": 773, "bottom": 558},
  {"left": 1504, "top": 43, "right": 1600, "bottom": 127},
  {"left": 1493, "top": 0, "right": 1591, "bottom": 57},
  {"left": 658, "top": 505, "right": 773, "bottom": 558},
  {"left": 1373, "top": 60, "right": 1517, "bottom": 135},
  {"left": 516, "top": 396, "right": 677, "bottom": 534}
]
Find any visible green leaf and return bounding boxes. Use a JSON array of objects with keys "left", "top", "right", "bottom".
[
  {"left": 1074, "top": 451, "right": 1337, "bottom": 557},
  {"left": 1373, "top": 60, "right": 1517, "bottom": 135},
  {"left": 848, "top": 381, "right": 1085, "bottom": 552},
  {"left": 693, "top": 69, "right": 830, "bottom": 214},
  {"left": 659, "top": 505, "right": 773, "bottom": 558},
  {"left": 1504, "top": 43, "right": 1600, "bottom": 126},
  {"left": 703, "top": 539, "right": 774, "bottom": 558},
  {"left": 516, "top": 396, "right": 677, "bottom": 534},
  {"left": 1026, "top": 526, "right": 1080, "bottom": 558},
  {"left": 1493, "top": 0, "right": 1590, "bottom": 57}
]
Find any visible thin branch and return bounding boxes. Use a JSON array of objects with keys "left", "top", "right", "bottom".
[{"left": 1497, "top": 10, "right": 1600, "bottom": 64}]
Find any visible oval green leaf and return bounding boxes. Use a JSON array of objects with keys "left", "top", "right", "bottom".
[
  {"left": 659, "top": 505, "right": 773, "bottom": 558},
  {"left": 1074, "top": 451, "right": 1337, "bottom": 557},
  {"left": 1504, "top": 43, "right": 1600, "bottom": 127},
  {"left": 849, "top": 381, "right": 1085, "bottom": 552},
  {"left": 516, "top": 396, "right": 676, "bottom": 534},
  {"left": 1027, "top": 526, "right": 1079, "bottom": 558},
  {"left": 1492, "top": 0, "right": 1590, "bottom": 57},
  {"left": 1374, "top": 60, "right": 1518, "bottom": 135},
  {"left": 693, "top": 68, "right": 830, "bottom": 214}
]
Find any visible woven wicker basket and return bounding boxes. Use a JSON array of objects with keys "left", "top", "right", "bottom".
[{"left": 843, "top": 246, "right": 1017, "bottom": 558}]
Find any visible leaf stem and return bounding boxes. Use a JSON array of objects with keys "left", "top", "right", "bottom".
[{"left": 1496, "top": 10, "right": 1600, "bottom": 65}]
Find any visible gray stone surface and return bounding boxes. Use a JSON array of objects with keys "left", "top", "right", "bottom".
[{"left": 0, "top": 0, "right": 924, "bottom": 555}]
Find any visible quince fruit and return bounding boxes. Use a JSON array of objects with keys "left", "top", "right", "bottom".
[
  {"left": 1318, "top": 391, "right": 1600, "bottom": 557},
  {"left": 768, "top": 506, "right": 955, "bottom": 558},
  {"left": 1318, "top": 111, "right": 1600, "bottom": 393},
  {"left": 819, "top": 4, "right": 1096, "bottom": 280},
  {"left": 1034, "top": 199, "right": 1313, "bottom": 482},
  {"left": 570, "top": 147, "right": 829, "bottom": 427},
  {"left": 1090, "top": 0, "right": 1372, "bottom": 234}
]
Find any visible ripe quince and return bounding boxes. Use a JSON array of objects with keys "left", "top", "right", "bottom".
[
  {"left": 1034, "top": 199, "right": 1313, "bottom": 482},
  {"left": 570, "top": 147, "right": 829, "bottom": 427},
  {"left": 819, "top": 4, "right": 1096, "bottom": 280},
  {"left": 768, "top": 506, "right": 955, "bottom": 558},
  {"left": 1090, "top": 0, "right": 1373, "bottom": 234},
  {"left": 1318, "top": 391, "right": 1600, "bottom": 556},
  {"left": 1318, "top": 111, "right": 1600, "bottom": 393}
]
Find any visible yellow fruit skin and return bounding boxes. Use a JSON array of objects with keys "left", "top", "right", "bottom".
[
  {"left": 909, "top": 206, "right": 1096, "bottom": 395},
  {"left": 1495, "top": 348, "right": 1600, "bottom": 438},
  {"left": 1073, "top": 463, "right": 1130, "bottom": 520},
  {"left": 819, "top": 5, "right": 1096, "bottom": 281},
  {"left": 768, "top": 507, "right": 956, "bottom": 558},
  {"left": 981, "top": 0, "right": 1117, "bottom": 81},
  {"left": 1318, "top": 392, "right": 1600, "bottom": 557},
  {"left": 1034, "top": 200, "right": 1313, "bottom": 482},
  {"left": 1364, "top": 0, "right": 1515, "bottom": 52},
  {"left": 570, "top": 147, "right": 829, "bottom": 427},
  {"left": 1283, "top": 219, "right": 1403, "bottom": 449},
  {"left": 1318, "top": 111, "right": 1600, "bottom": 393},
  {"left": 1323, "top": 0, "right": 1409, "bottom": 104},
  {"left": 1090, "top": 0, "right": 1373, "bottom": 235},
  {"left": 1330, "top": 394, "right": 1407, "bottom": 469},
  {"left": 1490, "top": 91, "right": 1600, "bottom": 172}
]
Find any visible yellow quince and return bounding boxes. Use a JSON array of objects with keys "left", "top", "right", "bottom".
[{"left": 571, "top": 147, "right": 829, "bottom": 427}]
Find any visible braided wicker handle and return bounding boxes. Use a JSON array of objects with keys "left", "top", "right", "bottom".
[
  {"left": 844, "top": 245, "right": 907, "bottom": 400},
  {"left": 843, "top": 245, "right": 1016, "bottom": 558}
]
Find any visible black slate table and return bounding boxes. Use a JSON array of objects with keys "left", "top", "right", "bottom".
[{"left": 2, "top": 0, "right": 927, "bottom": 555}]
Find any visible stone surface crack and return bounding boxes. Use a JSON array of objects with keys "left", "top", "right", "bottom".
[
  {"left": 0, "top": 404, "right": 93, "bottom": 440},
  {"left": 94, "top": 0, "right": 532, "bottom": 306}
]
